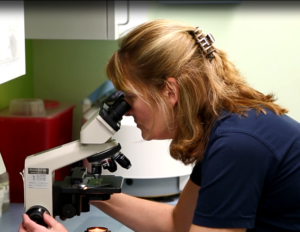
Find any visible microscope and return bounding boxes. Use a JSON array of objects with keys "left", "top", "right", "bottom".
[{"left": 22, "top": 93, "right": 131, "bottom": 227}]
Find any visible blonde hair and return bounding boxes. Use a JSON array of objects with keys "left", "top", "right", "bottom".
[{"left": 106, "top": 19, "right": 288, "bottom": 165}]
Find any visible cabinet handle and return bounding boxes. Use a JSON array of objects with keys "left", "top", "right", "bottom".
[{"left": 118, "top": 0, "right": 130, "bottom": 26}]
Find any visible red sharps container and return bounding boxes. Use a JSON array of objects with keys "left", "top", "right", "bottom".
[{"left": 0, "top": 99, "right": 75, "bottom": 203}]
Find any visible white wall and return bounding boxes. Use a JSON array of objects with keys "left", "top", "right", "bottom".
[{"left": 148, "top": 1, "right": 300, "bottom": 121}]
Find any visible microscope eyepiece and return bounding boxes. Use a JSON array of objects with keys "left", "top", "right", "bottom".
[
  {"left": 109, "top": 98, "right": 131, "bottom": 122},
  {"left": 99, "top": 92, "right": 131, "bottom": 132}
]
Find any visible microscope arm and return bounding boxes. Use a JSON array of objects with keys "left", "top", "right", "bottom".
[{"left": 24, "top": 139, "right": 118, "bottom": 216}]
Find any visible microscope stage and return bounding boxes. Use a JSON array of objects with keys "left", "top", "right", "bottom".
[{"left": 54, "top": 175, "right": 124, "bottom": 194}]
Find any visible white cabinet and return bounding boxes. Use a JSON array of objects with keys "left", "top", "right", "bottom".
[
  {"left": 0, "top": 1, "right": 26, "bottom": 84},
  {"left": 112, "top": 1, "right": 148, "bottom": 39},
  {"left": 24, "top": 1, "right": 148, "bottom": 40}
]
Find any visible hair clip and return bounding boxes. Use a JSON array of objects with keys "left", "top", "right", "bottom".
[{"left": 193, "top": 27, "right": 216, "bottom": 61}]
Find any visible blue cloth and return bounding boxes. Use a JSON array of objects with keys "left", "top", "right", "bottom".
[{"left": 190, "top": 109, "right": 300, "bottom": 231}]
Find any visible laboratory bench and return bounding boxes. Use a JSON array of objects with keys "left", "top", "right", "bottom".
[{"left": 0, "top": 195, "right": 179, "bottom": 232}]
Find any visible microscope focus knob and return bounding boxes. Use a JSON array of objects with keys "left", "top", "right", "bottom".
[
  {"left": 26, "top": 206, "right": 50, "bottom": 228},
  {"left": 62, "top": 204, "right": 76, "bottom": 218}
]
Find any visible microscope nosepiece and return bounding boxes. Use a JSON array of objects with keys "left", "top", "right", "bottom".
[
  {"left": 113, "top": 152, "right": 132, "bottom": 169},
  {"left": 101, "top": 158, "right": 117, "bottom": 173}
]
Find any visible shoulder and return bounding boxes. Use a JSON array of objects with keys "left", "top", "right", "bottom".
[
  {"left": 215, "top": 108, "right": 300, "bottom": 134},
  {"left": 208, "top": 109, "right": 272, "bottom": 152},
  {"left": 214, "top": 108, "right": 281, "bottom": 134},
  {"left": 209, "top": 109, "right": 300, "bottom": 161},
  {"left": 203, "top": 130, "right": 277, "bottom": 175}
]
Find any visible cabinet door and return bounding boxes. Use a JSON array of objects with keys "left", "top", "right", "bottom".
[
  {"left": 112, "top": 1, "right": 148, "bottom": 40},
  {"left": 24, "top": 1, "right": 148, "bottom": 40},
  {"left": 24, "top": 1, "right": 108, "bottom": 40}
]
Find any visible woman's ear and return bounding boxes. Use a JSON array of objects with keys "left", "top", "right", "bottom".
[{"left": 163, "top": 77, "right": 179, "bottom": 107}]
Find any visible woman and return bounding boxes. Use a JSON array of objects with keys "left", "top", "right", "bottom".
[{"left": 19, "top": 19, "right": 300, "bottom": 232}]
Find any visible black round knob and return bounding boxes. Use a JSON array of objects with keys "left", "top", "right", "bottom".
[
  {"left": 125, "top": 178, "right": 133, "bottom": 186},
  {"left": 26, "top": 206, "right": 50, "bottom": 228},
  {"left": 62, "top": 204, "right": 76, "bottom": 218}
]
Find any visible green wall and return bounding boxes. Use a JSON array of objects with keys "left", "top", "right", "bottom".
[
  {"left": 0, "top": 40, "right": 34, "bottom": 111},
  {"left": 147, "top": 1, "right": 300, "bottom": 121},
  {"left": 32, "top": 40, "right": 118, "bottom": 139}
]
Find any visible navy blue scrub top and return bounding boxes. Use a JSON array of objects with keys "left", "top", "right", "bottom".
[{"left": 190, "top": 108, "right": 300, "bottom": 231}]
